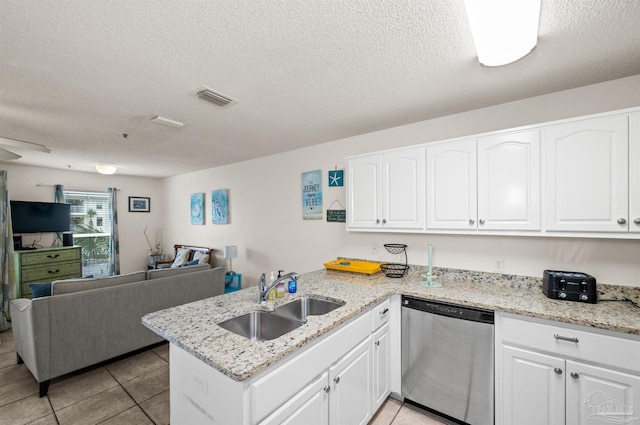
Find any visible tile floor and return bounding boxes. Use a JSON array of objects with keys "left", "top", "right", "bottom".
[{"left": 0, "top": 329, "right": 447, "bottom": 425}]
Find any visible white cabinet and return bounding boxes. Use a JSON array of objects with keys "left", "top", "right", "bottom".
[
  {"left": 372, "top": 323, "right": 390, "bottom": 412},
  {"left": 329, "top": 338, "right": 372, "bottom": 425},
  {"left": 426, "top": 130, "right": 540, "bottom": 231},
  {"left": 260, "top": 373, "right": 329, "bottom": 425},
  {"left": 347, "top": 147, "right": 425, "bottom": 230},
  {"left": 498, "top": 314, "right": 640, "bottom": 425},
  {"left": 544, "top": 115, "right": 629, "bottom": 232},
  {"left": 630, "top": 112, "right": 640, "bottom": 233}
]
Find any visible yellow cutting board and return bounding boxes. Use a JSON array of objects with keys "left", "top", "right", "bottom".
[{"left": 324, "top": 259, "right": 381, "bottom": 274}]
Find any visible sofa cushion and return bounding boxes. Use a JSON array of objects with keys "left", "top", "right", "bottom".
[
  {"left": 51, "top": 271, "right": 147, "bottom": 295},
  {"left": 171, "top": 248, "right": 192, "bottom": 268},
  {"left": 28, "top": 282, "right": 52, "bottom": 298},
  {"left": 192, "top": 250, "right": 210, "bottom": 265},
  {"left": 146, "top": 263, "right": 210, "bottom": 280}
]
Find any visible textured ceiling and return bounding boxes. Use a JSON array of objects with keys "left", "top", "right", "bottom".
[{"left": 1, "top": 0, "right": 640, "bottom": 177}]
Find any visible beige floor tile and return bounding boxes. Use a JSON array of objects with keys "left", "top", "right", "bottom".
[
  {"left": 0, "top": 374, "right": 39, "bottom": 407},
  {"left": 26, "top": 414, "right": 58, "bottom": 425},
  {"left": 99, "top": 406, "right": 154, "bottom": 425},
  {"left": 121, "top": 365, "right": 169, "bottom": 404},
  {"left": 369, "top": 398, "right": 403, "bottom": 425},
  {"left": 0, "top": 362, "right": 34, "bottom": 389},
  {"left": 55, "top": 386, "right": 135, "bottom": 425},
  {"left": 106, "top": 351, "right": 166, "bottom": 384},
  {"left": 140, "top": 390, "right": 169, "bottom": 425},
  {"left": 151, "top": 343, "right": 169, "bottom": 363},
  {"left": 392, "top": 405, "right": 447, "bottom": 425},
  {"left": 48, "top": 367, "right": 119, "bottom": 411},
  {"left": 0, "top": 394, "right": 53, "bottom": 425}
]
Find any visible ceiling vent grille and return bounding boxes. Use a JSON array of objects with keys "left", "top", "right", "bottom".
[{"left": 196, "top": 87, "right": 238, "bottom": 108}]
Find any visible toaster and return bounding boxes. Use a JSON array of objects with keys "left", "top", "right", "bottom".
[{"left": 543, "top": 270, "right": 597, "bottom": 303}]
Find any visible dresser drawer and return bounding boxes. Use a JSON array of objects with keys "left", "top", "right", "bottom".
[
  {"left": 501, "top": 315, "right": 640, "bottom": 374},
  {"left": 21, "top": 261, "right": 82, "bottom": 283},
  {"left": 19, "top": 247, "right": 81, "bottom": 266}
]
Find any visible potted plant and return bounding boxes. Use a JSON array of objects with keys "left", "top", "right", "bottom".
[{"left": 144, "top": 226, "right": 164, "bottom": 266}]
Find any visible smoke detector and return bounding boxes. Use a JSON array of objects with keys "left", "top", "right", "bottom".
[{"left": 195, "top": 86, "right": 238, "bottom": 108}]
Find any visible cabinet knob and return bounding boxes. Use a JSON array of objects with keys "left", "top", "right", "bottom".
[
  {"left": 376, "top": 219, "right": 381, "bottom": 224},
  {"left": 334, "top": 376, "right": 340, "bottom": 384},
  {"left": 382, "top": 219, "right": 387, "bottom": 224},
  {"left": 324, "top": 386, "right": 330, "bottom": 393},
  {"left": 570, "top": 372, "right": 579, "bottom": 379},
  {"left": 634, "top": 218, "right": 640, "bottom": 225},
  {"left": 469, "top": 219, "right": 475, "bottom": 225},
  {"left": 375, "top": 340, "right": 380, "bottom": 346},
  {"left": 617, "top": 218, "right": 627, "bottom": 225},
  {"left": 479, "top": 219, "right": 485, "bottom": 225},
  {"left": 554, "top": 367, "right": 563, "bottom": 375}
]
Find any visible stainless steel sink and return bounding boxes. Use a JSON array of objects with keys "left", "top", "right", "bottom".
[
  {"left": 217, "top": 311, "right": 304, "bottom": 341},
  {"left": 273, "top": 297, "right": 345, "bottom": 322}
]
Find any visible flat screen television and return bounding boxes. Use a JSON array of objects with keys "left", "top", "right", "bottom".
[{"left": 10, "top": 201, "right": 71, "bottom": 233}]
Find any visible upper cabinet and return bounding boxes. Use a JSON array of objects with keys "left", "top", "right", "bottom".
[
  {"left": 630, "top": 112, "right": 640, "bottom": 233},
  {"left": 426, "top": 130, "right": 540, "bottom": 231},
  {"left": 347, "top": 147, "right": 425, "bottom": 231},
  {"left": 544, "top": 115, "right": 629, "bottom": 232}
]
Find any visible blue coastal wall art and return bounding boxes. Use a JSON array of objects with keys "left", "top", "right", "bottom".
[
  {"left": 190, "top": 193, "right": 205, "bottom": 225},
  {"left": 302, "top": 170, "right": 322, "bottom": 220},
  {"left": 211, "top": 189, "right": 229, "bottom": 224}
]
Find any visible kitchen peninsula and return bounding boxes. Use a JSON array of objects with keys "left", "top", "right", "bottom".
[{"left": 142, "top": 267, "right": 640, "bottom": 425}]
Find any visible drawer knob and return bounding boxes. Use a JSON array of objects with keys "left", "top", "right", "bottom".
[
  {"left": 570, "top": 372, "right": 579, "bottom": 379},
  {"left": 554, "top": 367, "right": 563, "bottom": 375}
]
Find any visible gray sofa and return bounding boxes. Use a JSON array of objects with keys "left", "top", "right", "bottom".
[{"left": 11, "top": 264, "right": 225, "bottom": 396}]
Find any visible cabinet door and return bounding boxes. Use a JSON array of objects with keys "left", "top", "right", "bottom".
[
  {"left": 630, "top": 112, "right": 640, "bottom": 233},
  {"left": 477, "top": 130, "right": 541, "bottom": 230},
  {"left": 347, "top": 155, "right": 382, "bottom": 228},
  {"left": 329, "top": 337, "right": 372, "bottom": 425},
  {"left": 545, "top": 115, "right": 629, "bottom": 232},
  {"left": 372, "top": 323, "right": 390, "bottom": 413},
  {"left": 426, "top": 139, "right": 477, "bottom": 230},
  {"left": 565, "top": 360, "right": 640, "bottom": 425},
  {"left": 260, "top": 372, "right": 329, "bottom": 425},
  {"left": 382, "top": 147, "right": 425, "bottom": 229},
  {"left": 500, "top": 345, "right": 565, "bottom": 425}
]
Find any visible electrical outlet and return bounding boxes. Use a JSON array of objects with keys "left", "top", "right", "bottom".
[
  {"left": 371, "top": 243, "right": 379, "bottom": 256},
  {"left": 494, "top": 258, "right": 505, "bottom": 273}
]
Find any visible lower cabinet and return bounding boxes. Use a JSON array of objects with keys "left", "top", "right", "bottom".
[
  {"left": 260, "top": 372, "right": 330, "bottom": 425},
  {"left": 329, "top": 338, "right": 372, "bottom": 425},
  {"left": 498, "top": 314, "right": 640, "bottom": 425},
  {"left": 372, "top": 322, "right": 390, "bottom": 412}
]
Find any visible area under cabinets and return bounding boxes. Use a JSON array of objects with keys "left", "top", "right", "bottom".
[{"left": 346, "top": 107, "right": 640, "bottom": 238}]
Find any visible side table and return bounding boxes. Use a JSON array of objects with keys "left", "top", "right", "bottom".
[{"left": 224, "top": 273, "right": 242, "bottom": 293}]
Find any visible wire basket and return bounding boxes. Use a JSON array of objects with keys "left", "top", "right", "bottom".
[
  {"left": 383, "top": 244, "right": 407, "bottom": 254},
  {"left": 380, "top": 263, "right": 410, "bottom": 278}
]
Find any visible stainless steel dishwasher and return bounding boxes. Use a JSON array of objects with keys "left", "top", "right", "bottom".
[{"left": 401, "top": 296, "right": 494, "bottom": 425}]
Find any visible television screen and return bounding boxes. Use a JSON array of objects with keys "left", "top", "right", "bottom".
[{"left": 10, "top": 201, "right": 71, "bottom": 233}]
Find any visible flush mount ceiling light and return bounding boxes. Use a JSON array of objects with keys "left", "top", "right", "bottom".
[
  {"left": 463, "top": 0, "right": 541, "bottom": 67},
  {"left": 95, "top": 164, "right": 117, "bottom": 175},
  {"left": 195, "top": 86, "right": 238, "bottom": 108},
  {"left": 151, "top": 115, "right": 184, "bottom": 128}
]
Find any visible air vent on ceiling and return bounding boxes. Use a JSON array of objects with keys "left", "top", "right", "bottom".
[{"left": 196, "top": 87, "right": 238, "bottom": 108}]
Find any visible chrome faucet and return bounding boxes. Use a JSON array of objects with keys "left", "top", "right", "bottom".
[{"left": 257, "top": 272, "right": 299, "bottom": 304}]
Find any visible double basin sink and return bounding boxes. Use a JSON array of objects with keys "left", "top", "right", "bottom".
[{"left": 218, "top": 297, "right": 345, "bottom": 341}]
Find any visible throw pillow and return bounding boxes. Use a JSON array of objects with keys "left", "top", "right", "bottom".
[
  {"left": 180, "top": 259, "right": 200, "bottom": 267},
  {"left": 171, "top": 248, "right": 192, "bottom": 268},
  {"left": 192, "top": 250, "right": 210, "bottom": 265},
  {"left": 28, "top": 282, "right": 51, "bottom": 298}
]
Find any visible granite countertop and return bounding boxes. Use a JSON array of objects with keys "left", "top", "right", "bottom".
[{"left": 142, "top": 266, "right": 640, "bottom": 382}]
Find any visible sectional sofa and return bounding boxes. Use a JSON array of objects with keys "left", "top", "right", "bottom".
[{"left": 10, "top": 264, "right": 225, "bottom": 396}]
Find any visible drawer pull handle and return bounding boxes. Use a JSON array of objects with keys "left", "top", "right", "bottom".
[
  {"left": 379, "top": 308, "right": 389, "bottom": 316},
  {"left": 48, "top": 269, "right": 61, "bottom": 274},
  {"left": 570, "top": 372, "right": 579, "bottom": 379},
  {"left": 554, "top": 334, "right": 579, "bottom": 343},
  {"left": 554, "top": 367, "right": 563, "bottom": 375},
  {"left": 47, "top": 254, "right": 60, "bottom": 259}
]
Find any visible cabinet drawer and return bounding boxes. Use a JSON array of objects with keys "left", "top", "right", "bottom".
[
  {"left": 371, "top": 299, "right": 390, "bottom": 331},
  {"left": 501, "top": 316, "right": 640, "bottom": 374},
  {"left": 21, "top": 262, "right": 82, "bottom": 283},
  {"left": 19, "top": 248, "right": 81, "bottom": 266}
]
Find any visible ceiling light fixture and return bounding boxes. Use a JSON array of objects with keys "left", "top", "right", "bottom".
[
  {"left": 151, "top": 115, "right": 184, "bottom": 128},
  {"left": 463, "top": 0, "right": 541, "bottom": 67},
  {"left": 95, "top": 164, "right": 117, "bottom": 175}
]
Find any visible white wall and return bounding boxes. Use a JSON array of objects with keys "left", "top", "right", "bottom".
[
  {"left": 3, "top": 164, "right": 164, "bottom": 274},
  {"left": 162, "top": 74, "right": 640, "bottom": 288}
]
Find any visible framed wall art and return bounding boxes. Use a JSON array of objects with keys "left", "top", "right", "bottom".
[
  {"left": 190, "top": 193, "right": 205, "bottom": 225},
  {"left": 211, "top": 189, "right": 229, "bottom": 224},
  {"left": 128, "top": 196, "right": 150, "bottom": 212}
]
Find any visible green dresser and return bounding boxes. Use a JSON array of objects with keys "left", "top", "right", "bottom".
[{"left": 14, "top": 246, "right": 82, "bottom": 298}]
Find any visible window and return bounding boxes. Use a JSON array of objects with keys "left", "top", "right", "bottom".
[{"left": 64, "top": 190, "right": 111, "bottom": 277}]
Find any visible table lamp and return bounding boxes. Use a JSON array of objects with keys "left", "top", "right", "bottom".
[{"left": 223, "top": 245, "right": 238, "bottom": 275}]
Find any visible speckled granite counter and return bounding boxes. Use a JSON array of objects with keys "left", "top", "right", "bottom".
[{"left": 142, "top": 266, "right": 640, "bottom": 382}]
